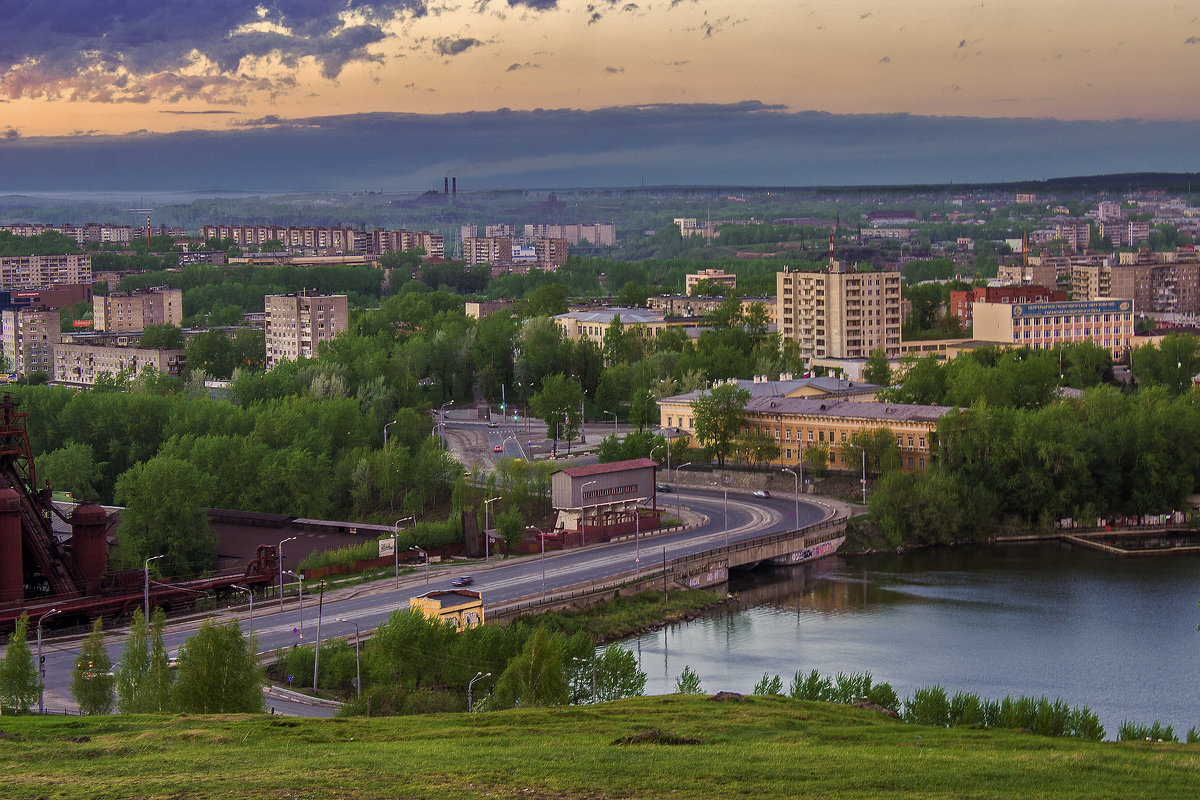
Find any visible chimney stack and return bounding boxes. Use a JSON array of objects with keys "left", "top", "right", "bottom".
[{"left": 444, "top": 177, "right": 449, "bottom": 194}]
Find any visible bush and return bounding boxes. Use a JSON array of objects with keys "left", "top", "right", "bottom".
[
  {"left": 789, "top": 670, "right": 833, "bottom": 702},
  {"left": 949, "top": 691, "right": 986, "bottom": 728},
  {"left": 904, "top": 686, "right": 950, "bottom": 727},
  {"left": 752, "top": 674, "right": 783, "bottom": 696},
  {"left": 674, "top": 666, "right": 703, "bottom": 695},
  {"left": 1118, "top": 720, "right": 1177, "bottom": 742}
]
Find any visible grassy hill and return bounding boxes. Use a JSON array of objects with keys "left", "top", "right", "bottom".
[{"left": 2, "top": 695, "right": 1198, "bottom": 799}]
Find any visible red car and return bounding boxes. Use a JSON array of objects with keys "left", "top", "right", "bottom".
[{"left": 492, "top": 445, "right": 504, "bottom": 452}]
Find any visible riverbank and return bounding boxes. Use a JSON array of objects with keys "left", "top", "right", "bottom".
[
  {"left": 3, "top": 697, "right": 1198, "bottom": 799},
  {"left": 512, "top": 588, "right": 728, "bottom": 643}
]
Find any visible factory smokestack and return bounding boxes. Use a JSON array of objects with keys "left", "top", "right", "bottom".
[
  {"left": 444, "top": 177, "right": 449, "bottom": 194},
  {"left": 452, "top": 177, "right": 456, "bottom": 196}
]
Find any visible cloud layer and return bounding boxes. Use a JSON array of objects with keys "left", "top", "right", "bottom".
[
  {"left": 2, "top": 103, "right": 1198, "bottom": 192},
  {"left": 0, "top": 1, "right": 429, "bottom": 102}
]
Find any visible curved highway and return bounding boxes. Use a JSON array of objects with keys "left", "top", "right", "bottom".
[{"left": 33, "top": 487, "right": 831, "bottom": 714}]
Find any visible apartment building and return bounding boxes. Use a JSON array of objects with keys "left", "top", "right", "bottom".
[
  {"left": 93, "top": 287, "right": 183, "bottom": 332},
  {"left": 53, "top": 341, "right": 185, "bottom": 387},
  {"left": 776, "top": 263, "right": 903, "bottom": 360},
  {"left": 462, "top": 237, "right": 512, "bottom": 266},
  {"left": 1, "top": 307, "right": 60, "bottom": 377},
  {"left": 0, "top": 254, "right": 92, "bottom": 290},
  {"left": 264, "top": 292, "right": 349, "bottom": 369},
  {"left": 524, "top": 223, "right": 616, "bottom": 246},
  {"left": 972, "top": 299, "right": 1134, "bottom": 358},
  {"left": 554, "top": 307, "right": 685, "bottom": 345},
  {"left": 533, "top": 238, "right": 569, "bottom": 268},
  {"left": 1072, "top": 251, "right": 1200, "bottom": 315},
  {"left": 647, "top": 294, "right": 778, "bottom": 325},
  {"left": 685, "top": 268, "right": 737, "bottom": 296}
]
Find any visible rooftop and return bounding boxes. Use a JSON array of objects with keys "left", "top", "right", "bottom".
[
  {"left": 557, "top": 457, "right": 657, "bottom": 479},
  {"left": 661, "top": 376, "right": 879, "bottom": 404},
  {"left": 554, "top": 307, "right": 664, "bottom": 325},
  {"left": 745, "top": 397, "right": 954, "bottom": 423}
]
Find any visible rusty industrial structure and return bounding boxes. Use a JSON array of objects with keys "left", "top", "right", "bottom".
[{"left": 0, "top": 394, "right": 278, "bottom": 632}]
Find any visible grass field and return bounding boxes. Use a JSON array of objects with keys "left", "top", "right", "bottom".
[{"left": 2, "top": 695, "right": 1199, "bottom": 799}]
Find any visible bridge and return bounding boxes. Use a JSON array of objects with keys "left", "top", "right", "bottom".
[{"left": 492, "top": 511, "right": 850, "bottom": 622}]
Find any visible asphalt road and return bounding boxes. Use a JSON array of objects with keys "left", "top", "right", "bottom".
[{"left": 32, "top": 487, "right": 830, "bottom": 714}]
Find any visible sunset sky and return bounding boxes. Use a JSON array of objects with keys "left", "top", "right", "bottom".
[{"left": 2, "top": 1, "right": 1199, "bottom": 189}]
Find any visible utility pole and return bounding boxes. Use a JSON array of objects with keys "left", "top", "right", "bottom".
[{"left": 313, "top": 583, "right": 325, "bottom": 692}]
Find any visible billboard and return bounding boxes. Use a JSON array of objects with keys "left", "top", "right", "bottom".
[{"left": 378, "top": 537, "right": 396, "bottom": 558}]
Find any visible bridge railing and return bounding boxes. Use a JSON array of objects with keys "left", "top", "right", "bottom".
[{"left": 494, "top": 512, "right": 850, "bottom": 618}]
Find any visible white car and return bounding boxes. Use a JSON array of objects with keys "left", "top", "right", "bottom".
[{"left": 753, "top": 490, "right": 771, "bottom": 498}]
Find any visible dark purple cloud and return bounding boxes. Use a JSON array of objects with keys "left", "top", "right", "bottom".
[
  {"left": 434, "top": 37, "right": 484, "bottom": 56},
  {"left": 2, "top": 102, "right": 1199, "bottom": 192},
  {"left": 0, "top": 1, "right": 427, "bottom": 102}
]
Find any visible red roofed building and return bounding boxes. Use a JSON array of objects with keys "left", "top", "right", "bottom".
[
  {"left": 550, "top": 458, "right": 661, "bottom": 547},
  {"left": 949, "top": 284, "right": 1066, "bottom": 325}
]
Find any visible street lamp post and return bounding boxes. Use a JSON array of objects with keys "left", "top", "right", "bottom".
[
  {"left": 711, "top": 483, "right": 729, "bottom": 547},
  {"left": 393, "top": 516, "right": 413, "bottom": 587},
  {"left": 846, "top": 443, "right": 867, "bottom": 505},
  {"left": 335, "top": 618, "right": 361, "bottom": 698},
  {"left": 675, "top": 461, "right": 691, "bottom": 521},
  {"left": 383, "top": 420, "right": 397, "bottom": 447},
  {"left": 410, "top": 546, "right": 429, "bottom": 585},
  {"left": 231, "top": 584, "right": 253, "bottom": 631},
  {"left": 36, "top": 608, "right": 59, "bottom": 714},
  {"left": 282, "top": 570, "right": 304, "bottom": 636},
  {"left": 782, "top": 468, "right": 799, "bottom": 531},
  {"left": 468, "top": 671, "right": 492, "bottom": 712},
  {"left": 527, "top": 525, "right": 547, "bottom": 602},
  {"left": 438, "top": 400, "right": 454, "bottom": 448},
  {"left": 603, "top": 410, "right": 617, "bottom": 434},
  {"left": 483, "top": 497, "right": 500, "bottom": 562},
  {"left": 277, "top": 536, "right": 297, "bottom": 612},
  {"left": 143, "top": 554, "right": 164, "bottom": 627},
  {"left": 581, "top": 480, "right": 598, "bottom": 547},
  {"left": 572, "top": 656, "right": 598, "bottom": 704}
]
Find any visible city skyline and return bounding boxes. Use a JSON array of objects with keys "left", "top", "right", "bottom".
[{"left": 2, "top": 1, "right": 1199, "bottom": 190}]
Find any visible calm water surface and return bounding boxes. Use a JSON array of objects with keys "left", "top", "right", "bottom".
[{"left": 619, "top": 542, "right": 1199, "bottom": 737}]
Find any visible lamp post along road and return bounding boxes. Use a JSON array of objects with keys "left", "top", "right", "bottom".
[
  {"left": 143, "top": 554, "right": 164, "bottom": 628},
  {"left": 335, "top": 618, "right": 361, "bottom": 698},
  {"left": 468, "top": 671, "right": 491, "bottom": 712},
  {"left": 383, "top": 420, "right": 397, "bottom": 447},
  {"left": 277, "top": 536, "right": 297, "bottom": 612},
  {"left": 572, "top": 657, "right": 598, "bottom": 704},
  {"left": 393, "top": 517, "right": 413, "bottom": 587},
  {"left": 282, "top": 570, "right": 304, "bottom": 636},
  {"left": 604, "top": 410, "right": 617, "bottom": 434},
  {"left": 36, "top": 608, "right": 59, "bottom": 714},
  {"left": 581, "top": 480, "right": 598, "bottom": 547},
  {"left": 782, "top": 468, "right": 799, "bottom": 531},
  {"left": 483, "top": 497, "right": 500, "bottom": 562},
  {"left": 231, "top": 585, "right": 253, "bottom": 631},
  {"left": 675, "top": 462, "right": 691, "bottom": 521},
  {"left": 411, "top": 546, "right": 429, "bottom": 585},
  {"left": 846, "top": 443, "right": 867, "bottom": 505}
]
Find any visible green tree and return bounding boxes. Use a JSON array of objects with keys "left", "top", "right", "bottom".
[
  {"left": 523, "top": 283, "right": 569, "bottom": 317},
  {"left": 529, "top": 373, "right": 584, "bottom": 450},
  {"left": 690, "top": 382, "right": 750, "bottom": 467},
  {"left": 172, "top": 619, "right": 264, "bottom": 713},
  {"left": 592, "top": 645, "right": 647, "bottom": 703},
  {"left": 139, "top": 323, "right": 185, "bottom": 350},
  {"left": 864, "top": 348, "right": 892, "bottom": 387},
  {"left": 71, "top": 619, "right": 115, "bottom": 715},
  {"left": 0, "top": 612, "right": 39, "bottom": 713},
  {"left": 490, "top": 627, "right": 569, "bottom": 709},
  {"left": 185, "top": 329, "right": 235, "bottom": 379},
  {"left": 617, "top": 280, "right": 649, "bottom": 308},
  {"left": 35, "top": 441, "right": 103, "bottom": 501},
  {"left": 115, "top": 609, "right": 150, "bottom": 713},
  {"left": 674, "top": 665, "right": 703, "bottom": 694},
  {"left": 628, "top": 388, "right": 658, "bottom": 431},
  {"left": 495, "top": 508, "right": 525, "bottom": 558},
  {"left": 113, "top": 455, "right": 216, "bottom": 577}
]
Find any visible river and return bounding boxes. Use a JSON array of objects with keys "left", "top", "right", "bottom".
[{"left": 619, "top": 541, "right": 1200, "bottom": 738}]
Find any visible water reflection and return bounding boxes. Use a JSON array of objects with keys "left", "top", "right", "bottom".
[{"left": 621, "top": 543, "right": 1200, "bottom": 737}]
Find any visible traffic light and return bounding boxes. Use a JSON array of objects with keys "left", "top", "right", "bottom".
[{"left": 499, "top": 403, "right": 507, "bottom": 411}]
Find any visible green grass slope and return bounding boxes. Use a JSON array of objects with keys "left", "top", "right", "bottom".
[{"left": 2, "top": 695, "right": 1198, "bottom": 799}]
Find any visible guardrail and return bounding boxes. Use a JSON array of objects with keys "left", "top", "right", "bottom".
[{"left": 493, "top": 512, "right": 849, "bottom": 619}]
